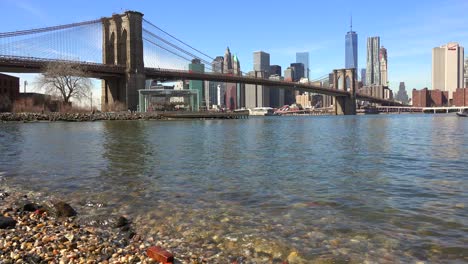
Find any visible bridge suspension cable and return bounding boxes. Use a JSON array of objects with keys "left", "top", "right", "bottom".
[
  {"left": 142, "top": 20, "right": 252, "bottom": 76},
  {"left": 0, "top": 19, "right": 101, "bottom": 38},
  {"left": 143, "top": 29, "right": 212, "bottom": 66},
  {"left": 143, "top": 19, "right": 215, "bottom": 61},
  {"left": 0, "top": 19, "right": 103, "bottom": 63}
]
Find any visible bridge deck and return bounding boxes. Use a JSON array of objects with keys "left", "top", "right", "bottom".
[{"left": 0, "top": 56, "right": 403, "bottom": 106}]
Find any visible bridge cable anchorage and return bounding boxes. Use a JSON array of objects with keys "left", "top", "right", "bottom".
[{"left": 143, "top": 19, "right": 215, "bottom": 61}]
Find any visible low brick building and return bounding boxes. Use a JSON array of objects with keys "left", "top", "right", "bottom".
[
  {"left": 453, "top": 88, "right": 468, "bottom": 106},
  {"left": 412, "top": 88, "right": 448, "bottom": 107},
  {"left": 0, "top": 73, "right": 20, "bottom": 111}
]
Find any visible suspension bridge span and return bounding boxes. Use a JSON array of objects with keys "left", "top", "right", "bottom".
[{"left": 0, "top": 11, "right": 403, "bottom": 114}]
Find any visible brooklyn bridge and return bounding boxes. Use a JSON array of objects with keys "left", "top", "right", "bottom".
[{"left": 0, "top": 11, "right": 403, "bottom": 115}]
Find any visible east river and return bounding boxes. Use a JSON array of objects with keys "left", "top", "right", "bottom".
[{"left": 0, "top": 115, "right": 467, "bottom": 263}]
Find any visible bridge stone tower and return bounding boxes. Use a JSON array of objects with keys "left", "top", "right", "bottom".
[
  {"left": 101, "top": 11, "right": 145, "bottom": 111},
  {"left": 333, "top": 68, "right": 357, "bottom": 115}
]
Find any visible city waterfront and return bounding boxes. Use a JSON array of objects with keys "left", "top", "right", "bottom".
[{"left": 0, "top": 115, "right": 467, "bottom": 262}]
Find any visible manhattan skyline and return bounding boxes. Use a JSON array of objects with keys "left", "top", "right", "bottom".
[{"left": 1, "top": 0, "right": 468, "bottom": 94}]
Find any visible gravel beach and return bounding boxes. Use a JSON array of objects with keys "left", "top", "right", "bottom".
[{"left": 0, "top": 188, "right": 164, "bottom": 264}]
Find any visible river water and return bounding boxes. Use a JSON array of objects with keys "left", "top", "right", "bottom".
[{"left": 0, "top": 115, "right": 467, "bottom": 263}]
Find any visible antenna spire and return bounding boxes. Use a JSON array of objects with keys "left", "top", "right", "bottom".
[{"left": 350, "top": 14, "right": 353, "bottom": 31}]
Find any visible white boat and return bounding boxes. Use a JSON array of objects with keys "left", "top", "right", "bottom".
[
  {"left": 249, "top": 107, "right": 275, "bottom": 116},
  {"left": 456, "top": 109, "right": 468, "bottom": 117}
]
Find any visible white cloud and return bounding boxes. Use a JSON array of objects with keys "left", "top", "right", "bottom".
[{"left": 5, "top": 0, "right": 49, "bottom": 23}]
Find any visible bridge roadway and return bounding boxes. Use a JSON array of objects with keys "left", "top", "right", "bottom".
[
  {"left": 146, "top": 68, "right": 403, "bottom": 106},
  {"left": 0, "top": 56, "right": 402, "bottom": 106},
  {"left": 0, "top": 56, "right": 125, "bottom": 78}
]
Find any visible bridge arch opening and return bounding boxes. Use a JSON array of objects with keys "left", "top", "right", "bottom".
[
  {"left": 109, "top": 32, "right": 115, "bottom": 64},
  {"left": 119, "top": 29, "right": 127, "bottom": 66},
  {"left": 345, "top": 76, "right": 351, "bottom": 91},
  {"left": 338, "top": 76, "right": 344, "bottom": 90}
]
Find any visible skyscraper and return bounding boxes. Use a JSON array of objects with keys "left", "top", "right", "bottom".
[
  {"left": 269, "top": 65, "right": 282, "bottom": 108},
  {"left": 366, "top": 36, "right": 381, "bottom": 85},
  {"left": 432, "top": 42, "right": 464, "bottom": 100},
  {"left": 284, "top": 67, "right": 295, "bottom": 105},
  {"left": 290, "top": 63, "right": 305, "bottom": 81},
  {"left": 380, "top": 47, "right": 388, "bottom": 86},
  {"left": 253, "top": 51, "right": 270, "bottom": 73},
  {"left": 465, "top": 57, "right": 468, "bottom": 88},
  {"left": 361, "top": 69, "right": 366, "bottom": 85},
  {"left": 395, "top": 82, "right": 409, "bottom": 104},
  {"left": 345, "top": 18, "right": 358, "bottom": 69},
  {"left": 246, "top": 51, "right": 270, "bottom": 108},
  {"left": 209, "top": 56, "right": 224, "bottom": 106},
  {"left": 224, "top": 47, "right": 237, "bottom": 109},
  {"left": 224, "top": 47, "right": 233, "bottom": 74},
  {"left": 269, "top": 65, "right": 282, "bottom": 76},
  {"left": 245, "top": 71, "right": 269, "bottom": 108},
  {"left": 188, "top": 59, "right": 205, "bottom": 108},
  {"left": 296, "top": 52, "right": 310, "bottom": 79}
]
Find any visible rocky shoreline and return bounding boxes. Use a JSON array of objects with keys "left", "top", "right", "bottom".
[
  {"left": 0, "top": 188, "right": 164, "bottom": 264},
  {"left": 0, "top": 185, "right": 309, "bottom": 264},
  {"left": 0, "top": 112, "right": 162, "bottom": 122}
]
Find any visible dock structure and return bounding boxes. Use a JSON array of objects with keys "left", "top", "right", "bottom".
[{"left": 156, "top": 111, "right": 249, "bottom": 120}]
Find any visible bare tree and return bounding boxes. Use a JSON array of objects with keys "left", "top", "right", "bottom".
[{"left": 37, "top": 62, "right": 92, "bottom": 104}]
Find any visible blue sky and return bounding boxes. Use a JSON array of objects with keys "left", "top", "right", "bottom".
[{"left": 1, "top": 0, "right": 468, "bottom": 99}]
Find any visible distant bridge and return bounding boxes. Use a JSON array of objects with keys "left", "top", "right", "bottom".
[{"left": 0, "top": 11, "right": 404, "bottom": 114}]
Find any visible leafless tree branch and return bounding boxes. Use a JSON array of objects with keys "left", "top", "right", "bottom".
[{"left": 36, "top": 62, "right": 92, "bottom": 104}]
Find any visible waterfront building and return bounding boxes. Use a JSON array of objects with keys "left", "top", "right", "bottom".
[
  {"left": 188, "top": 59, "right": 205, "bottom": 109},
  {"left": 138, "top": 89, "right": 199, "bottom": 112},
  {"left": 296, "top": 52, "right": 310, "bottom": 79},
  {"left": 296, "top": 94, "right": 312, "bottom": 108},
  {"left": 345, "top": 18, "right": 358, "bottom": 69},
  {"left": 245, "top": 71, "right": 269, "bottom": 108},
  {"left": 432, "top": 42, "right": 464, "bottom": 100},
  {"left": 245, "top": 51, "right": 271, "bottom": 108},
  {"left": 283, "top": 67, "right": 295, "bottom": 105},
  {"left": 395, "top": 82, "right": 409, "bottom": 104},
  {"left": 361, "top": 69, "right": 366, "bottom": 86},
  {"left": 366, "top": 36, "right": 381, "bottom": 85},
  {"left": 380, "top": 47, "right": 388, "bottom": 86},
  {"left": 269, "top": 74, "right": 284, "bottom": 107},
  {"left": 269, "top": 65, "right": 282, "bottom": 107},
  {"left": 453, "top": 88, "right": 468, "bottom": 106},
  {"left": 0, "top": 73, "right": 19, "bottom": 111},
  {"left": 412, "top": 88, "right": 449, "bottom": 107}
]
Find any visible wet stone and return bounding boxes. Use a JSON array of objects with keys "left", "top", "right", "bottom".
[
  {"left": 23, "top": 203, "right": 42, "bottom": 212},
  {"left": 53, "top": 201, "right": 77, "bottom": 217},
  {"left": 0, "top": 216, "right": 16, "bottom": 229}
]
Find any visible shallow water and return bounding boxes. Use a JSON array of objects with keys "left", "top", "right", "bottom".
[{"left": 1, "top": 115, "right": 467, "bottom": 262}]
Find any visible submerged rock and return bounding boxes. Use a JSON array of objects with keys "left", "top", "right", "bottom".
[
  {"left": 23, "top": 203, "right": 42, "bottom": 212},
  {"left": 0, "top": 216, "right": 16, "bottom": 229},
  {"left": 53, "top": 201, "right": 77, "bottom": 217}
]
